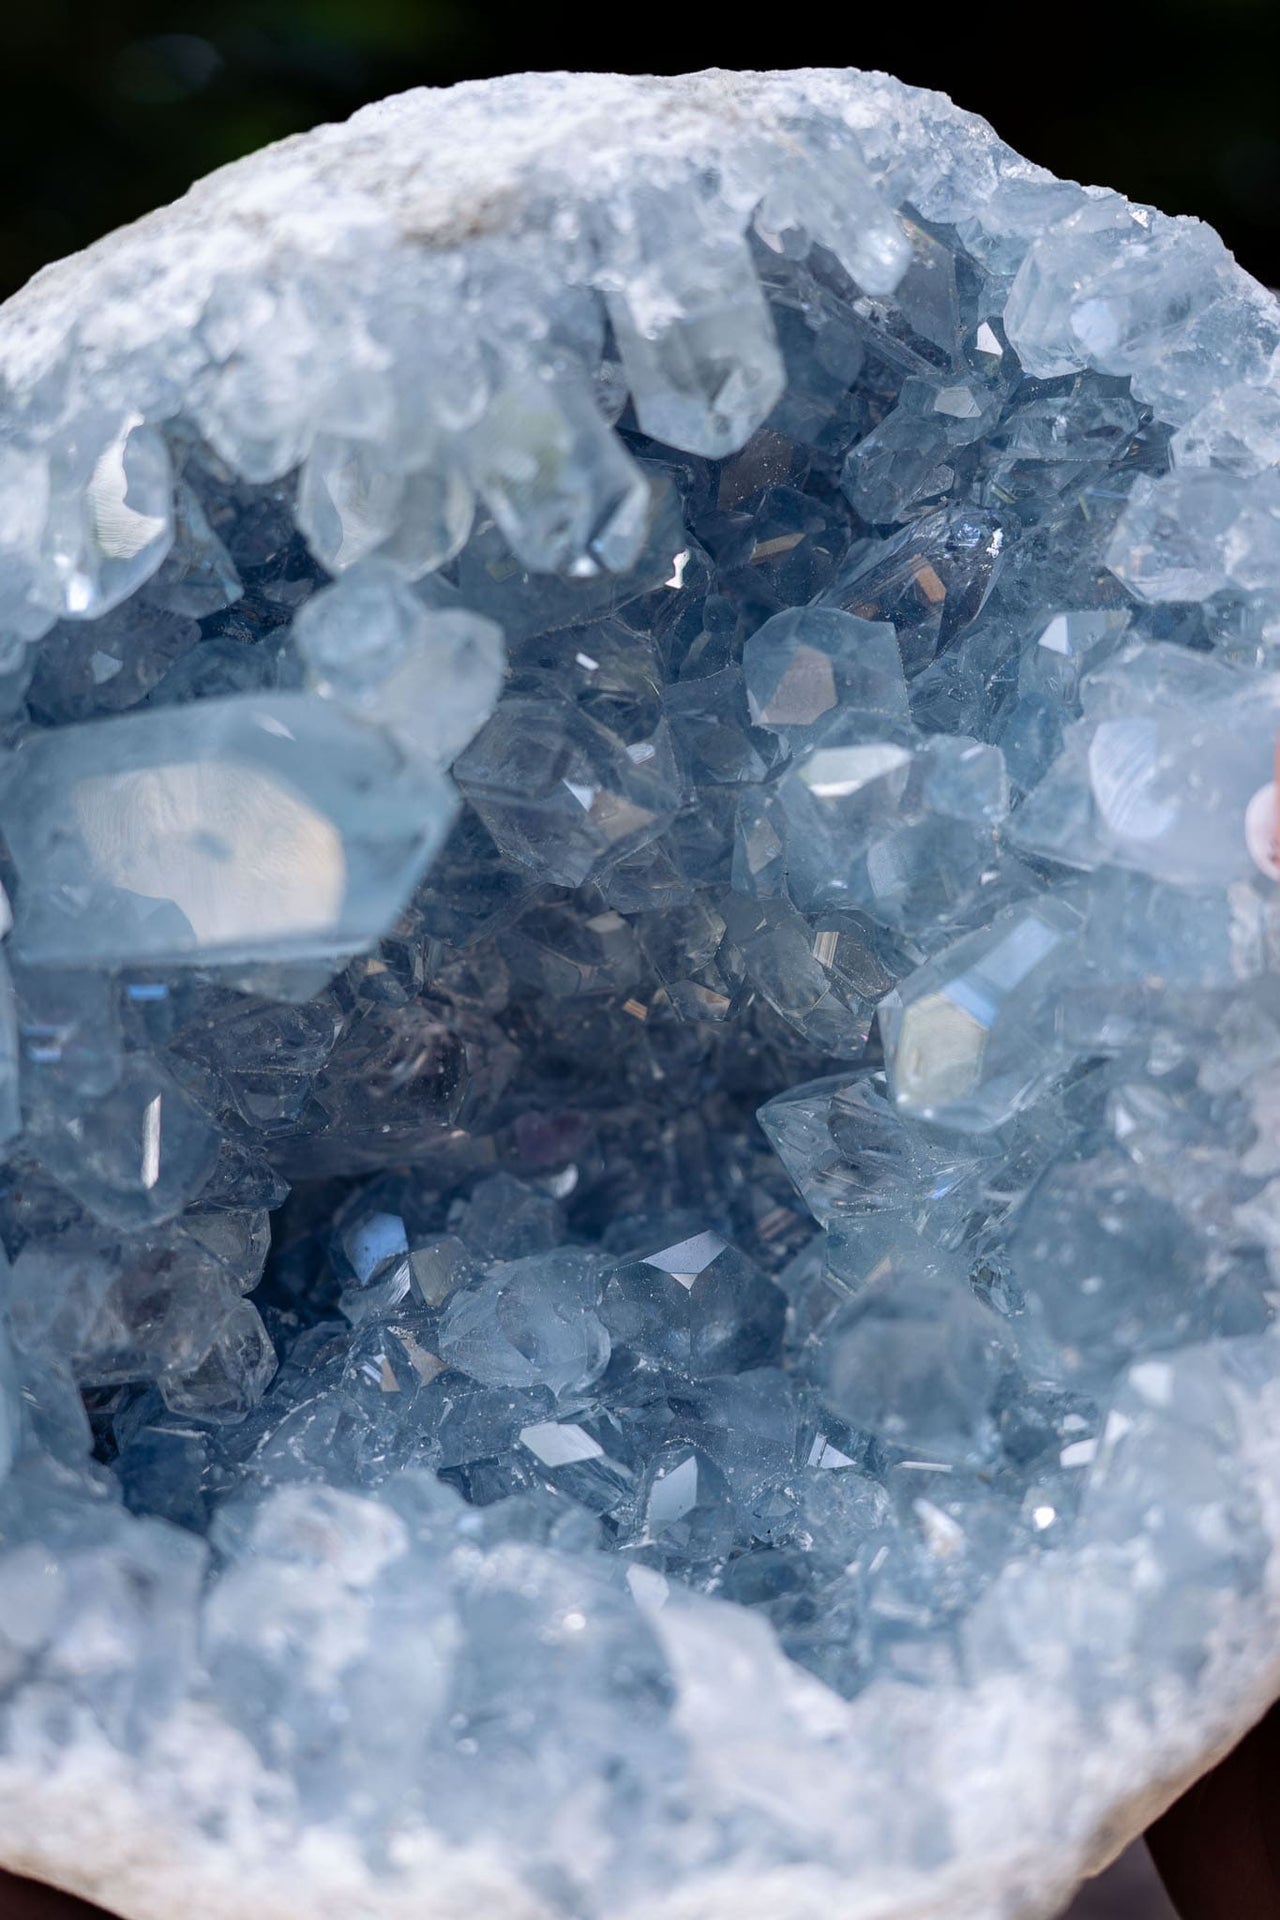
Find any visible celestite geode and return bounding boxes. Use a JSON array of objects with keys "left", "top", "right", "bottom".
[{"left": 0, "top": 65, "right": 1279, "bottom": 1920}]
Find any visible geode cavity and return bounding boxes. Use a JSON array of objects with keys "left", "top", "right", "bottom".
[{"left": 0, "top": 65, "right": 1278, "bottom": 1920}]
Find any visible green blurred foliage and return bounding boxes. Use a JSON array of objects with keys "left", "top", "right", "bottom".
[{"left": 1, "top": 0, "right": 1279, "bottom": 299}]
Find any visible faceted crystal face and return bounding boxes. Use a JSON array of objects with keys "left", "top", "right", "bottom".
[
  {"left": 743, "top": 606, "right": 907, "bottom": 731},
  {"left": 3, "top": 62, "right": 1280, "bottom": 1920},
  {"left": 880, "top": 898, "right": 1080, "bottom": 1130},
  {"left": 2, "top": 692, "right": 460, "bottom": 967},
  {"left": 818, "top": 1260, "right": 1007, "bottom": 1462}
]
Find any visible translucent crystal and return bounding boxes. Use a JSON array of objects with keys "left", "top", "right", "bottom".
[
  {"left": 146, "top": 470, "right": 243, "bottom": 618},
  {"left": 742, "top": 607, "right": 907, "bottom": 735},
  {"left": 2, "top": 692, "right": 460, "bottom": 966},
  {"left": 599, "top": 1229, "right": 786, "bottom": 1379},
  {"left": 604, "top": 196, "right": 785, "bottom": 458},
  {"left": 823, "top": 506, "right": 1005, "bottom": 677},
  {"left": 296, "top": 434, "right": 474, "bottom": 578},
  {"left": 160, "top": 1296, "right": 277, "bottom": 1419},
  {"left": 769, "top": 717, "right": 1008, "bottom": 929},
  {"left": 879, "top": 898, "right": 1081, "bottom": 1132},
  {"left": 1011, "top": 644, "right": 1278, "bottom": 885},
  {"left": 438, "top": 1251, "right": 610, "bottom": 1397},
  {"left": 0, "top": 444, "right": 61, "bottom": 643},
  {"left": 29, "top": 602, "right": 201, "bottom": 725},
  {"left": 757, "top": 117, "right": 911, "bottom": 296},
  {"left": 759, "top": 1071, "right": 998, "bottom": 1229},
  {"left": 1106, "top": 469, "right": 1280, "bottom": 601},
  {"left": 5, "top": 1207, "right": 273, "bottom": 1409},
  {"left": 635, "top": 1444, "right": 737, "bottom": 1567},
  {"left": 723, "top": 895, "right": 908, "bottom": 1056},
  {"left": 1079, "top": 1350, "right": 1265, "bottom": 1667},
  {"left": 454, "top": 694, "right": 679, "bottom": 887},
  {"left": 194, "top": 271, "right": 388, "bottom": 483},
  {"left": 463, "top": 374, "right": 651, "bottom": 576},
  {"left": 46, "top": 416, "right": 175, "bottom": 621},
  {"left": 0, "top": 1330, "right": 20, "bottom": 1487},
  {"left": 26, "top": 1051, "right": 222, "bottom": 1230},
  {"left": 293, "top": 563, "right": 504, "bottom": 769},
  {"left": 1011, "top": 1157, "right": 1269, "bottom": 1386},
  {"left": 0, "top": 952, "right": 22, "bottom": 1150},
  {"left": 818, "top": 1257, "right": 1007, "bottom": 1464},
  {"left": 1002, "top": 195, "right": 1245, "bottom": 421},
  {"left": 1170, "top": 381, "right": 1280, "bottom": 476},
  {"left": 841, "top": 372, "right": 1001, "bottom": 524}
]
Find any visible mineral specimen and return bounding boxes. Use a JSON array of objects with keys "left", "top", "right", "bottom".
[{"left": 0, "top": 63, "right": 1278, "bottom": 1920}]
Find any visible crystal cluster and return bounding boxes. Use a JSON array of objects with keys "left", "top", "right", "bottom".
[{"left": 1, "top": 66, "right": 1280, "bottom": 1920}]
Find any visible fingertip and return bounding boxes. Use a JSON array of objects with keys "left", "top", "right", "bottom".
[
  {"left": 1147, "top": 1698, "right": 1280, "bottom": 1919},
  {"left": 0, "top": 1869, "right": 118, "bottom": 1919}
]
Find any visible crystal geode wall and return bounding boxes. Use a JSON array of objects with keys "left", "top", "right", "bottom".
[{"left": 1, "top": 65, "right": 1280, "bottom": 1920}]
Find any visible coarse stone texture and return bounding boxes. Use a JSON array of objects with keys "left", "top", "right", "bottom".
[{"left": 1, "top": 64, "right": 1280, "bottom": 1920}]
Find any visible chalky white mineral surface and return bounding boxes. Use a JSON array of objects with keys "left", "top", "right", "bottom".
[{"left": 0, "top": 64, "right": 1279, "bottom": 1920}]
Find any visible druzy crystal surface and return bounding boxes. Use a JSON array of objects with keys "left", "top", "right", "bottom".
[{"left": 2, "top": 65, "right": 1280, "bottom": 1920}]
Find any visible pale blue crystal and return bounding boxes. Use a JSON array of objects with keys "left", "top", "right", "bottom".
[
  {"left": 879, "top": 898, "right": 1081, "bottom": 1132},
  {"left": 48, "top": 417, "right": 175, "bottom": 621},
  {"left": 742, "top": 607, "right": 907, "bottom": 735},
  {"left": 1001, "top": 194, "right": 1262, "bottom": 423},
  {"left": 1171, "top": 382, "right": 1280, "bottom": 476},
  {"left": 5, "top": 1204, "right": 274, "bottom": 1413},
  {"left": 160, "top": 1296, "right": 277, "bottom": 1420},
  {"left": 769, "top": 717, "right": 1008, "bottom": 929},
  {"left": 759, "top": 1071, "right": 999, "bottom": 1229},
  {"left": 723, "top": 895, "right": 908, "bottom": 1056},
  {"left": 463, "top": 373, "right": 651, "bottom": 576},
  {"left": 1011, "top": 645, "right": 1277, "bottom": 885},
  {"left": 2, "top": 692, "right": 459, "bottom": 967},
  {"left": 1, "top": 66, "right": 1279, "bottom": 1920},
  {"left": 454, "top": 694, "right": 679, "bottom": 887},
  {"left": 29, "top": 602, "right": 201, "bottom": 724},
  {"left": 603, "top": 192, "right": 785, "bottom": 458},
  {"left": 438, "top": 1252, "right": 610, "bottom": 1398},
  {"left": 1106, "top": 469, "right": 1280, "bottom": 601},
  {"left": 27, "top": 1051, "right": 222, "bottom": 1229},
  {"left": 823, "top": 506, "right": 1005, "bottom": 676},
  {"left": 634, "top": 1444, "right": 737, "bottom": 1567},
  {"left": 1011, "top": 1156, "right": 1270, "bottom": 1387},
  {"left": 818, "top": 1258, "right": 1007, "bottom": 1463},
  {"left": 146, "top": 470, "right": 243, "bottom": 618},
  {"left": 293, "top": 563, "right": 504, "bottom": 769},
  {"left": 296, "top": 433, "right": 475, "bottom": 578},
  {"left": 0, "top": 1330, "right": 20, "bottom": 1488},
  {"left": 1016, "top": 608, "right": 1131, "bottom": 706},
  {"left": 600, "top": 1228, "right": 786, "bottom": 1379}
]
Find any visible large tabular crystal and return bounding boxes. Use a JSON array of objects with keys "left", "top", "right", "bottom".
[
  {"left": 2, "top": 692, "right": 461, "bottom": 967},
  {"left": 1, "top": 61, "right": 1280, "bottom": 1920}
]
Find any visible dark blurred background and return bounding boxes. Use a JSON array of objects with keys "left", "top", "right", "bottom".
[{"left": 1, "top": 0, "right": 1280, "bottom": 301}]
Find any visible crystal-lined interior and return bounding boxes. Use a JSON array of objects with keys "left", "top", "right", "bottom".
[{"left": 1, "top": 70, "right": 1279, "bottom": 1910}]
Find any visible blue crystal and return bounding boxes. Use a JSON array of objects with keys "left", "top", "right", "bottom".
[
  {"left": 2, "top": 67, "right": 1280, "bottom": 1920},
  {"left": 742, "top": 606, "right": 907, "bottom": 734},
  {"left": 2, "top": 693, "right": 461, "bottom": 968},
  {"left": 879, "top": 897, "right": 1081, "bottom": 1132},
  {"left": 438, "top": 1252, "right": 610, "bottom": 1398},
  {"left": 817, "top": 1255, "right": 1007, "bottom": 1463}
]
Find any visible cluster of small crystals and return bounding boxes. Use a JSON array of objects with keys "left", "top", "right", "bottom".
[{"left": 1, "top": 71, "right": 1280, "bottom": 1905}]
